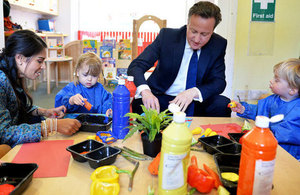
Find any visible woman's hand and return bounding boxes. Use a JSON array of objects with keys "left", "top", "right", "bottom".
[
  {"left": 69, "top": 94, "right": 86, "bottom": 106},
  {"left": 57, "top": 119, "right": 81, "bottom": 135},
  {"left": 44, "top": 106, "right": 66, "bottom": 118}
]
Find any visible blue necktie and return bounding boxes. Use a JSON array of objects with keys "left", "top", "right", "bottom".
[{"left": 185, "top": 50, "right": 198, "bottom": 116}]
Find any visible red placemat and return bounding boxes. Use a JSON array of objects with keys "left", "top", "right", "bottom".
[
  {"left": 12, "top": 140, "right": 74, "bottom": 178},
  {"left": 200, "top": 123, "right": 242, "bottom": 138}
]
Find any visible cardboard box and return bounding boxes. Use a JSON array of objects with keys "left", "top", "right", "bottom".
[{"left": 38, "top": 19, "right": 55, "bottom": 32}]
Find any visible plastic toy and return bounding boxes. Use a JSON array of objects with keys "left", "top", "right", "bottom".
[
  {"left": 200, "top": 128, "right": 217, "bottom": 138},
  {"left": 96, "top": 131, "right": 117, "bottom": 144},
  {"left": 84, "top": 100, "right": 92, "bottom": 111},
  {"left": 227, "top": 101, "right": 237, "bottom": 108}
]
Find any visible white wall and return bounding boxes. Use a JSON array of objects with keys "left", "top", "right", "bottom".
[
  {"left": 78, "top": 0, "right": 189, "bottom": 32},
  {"left": 0, "top": 0, "right": 4, "bottom": 49},
  {"left": 9, "top": 9, "right": 42, "bottom": 30},
  {"left": 214, "top": 0, "right": 238, "bottom": 98},
  {"left": 54, "top": 0, "right": 73, "bottom": 42}
]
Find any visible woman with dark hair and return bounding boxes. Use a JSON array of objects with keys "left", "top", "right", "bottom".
[{"left": 0, "top": 30, "right": 81, "bottom": 147}]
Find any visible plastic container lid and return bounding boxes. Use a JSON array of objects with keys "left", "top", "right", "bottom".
[
  {"left": 173, "top": 112, "right": 186, "bottom": 123},
  {"left": 168, "top": 103, "right": 180, "bottom": 113},
  {"left": 255, "top": 116, "right": 270, "bottom": 128},
  {"left": 255, "top": 114, "right": 284, "bottom": 128},
  {"left": 118, "top": 79, "right": 125, "bottom": 85},
  {"left": 127, "top": 76, "right": 134, "bottom": 82}
]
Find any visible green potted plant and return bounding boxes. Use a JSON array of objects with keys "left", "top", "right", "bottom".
[{"left": 123, "top": 105, "right": 172, "bottom": 157}]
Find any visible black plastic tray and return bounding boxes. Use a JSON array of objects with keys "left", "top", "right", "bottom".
[
  {"left": 86, "top": 146, "right": 121, "bottom": 169},
  {"left": 66, "top": 140, "right": 121, "bottom": 169},
  {"left": 66, "top": 139, "right": 105, "bottom": 162},
  {"left": 0, "top": 163, "right": 38, "bottom": 195},
  {"left": 228, "top": 133, "right": 245, "bottom": 144},
  {"left": 198, "top": 135, "right": 234, "bottom": 154},
  {"left": 214, "top": 153, "right": 240, "bottom": 195},
  {"left": 216, "top": 143, "right": 242, "bottom": 155},
  {"left": 76, "top": 114, "right": 112, "bottom": 132}
]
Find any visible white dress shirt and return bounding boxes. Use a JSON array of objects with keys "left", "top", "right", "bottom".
[{"left": 135, "top": 40, "right": 203, "bottom": 102}]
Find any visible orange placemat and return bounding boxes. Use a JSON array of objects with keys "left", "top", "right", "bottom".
[
  {"left": 12, "top": 140, "right": 74, "bottom": 178},
  {"left": 200, "top": 123, "right": 242, "bottom": 138}
]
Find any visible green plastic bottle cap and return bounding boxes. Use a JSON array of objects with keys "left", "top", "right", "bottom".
[{"left": 173, "top": 112, "right": 186, "bottom": 123}]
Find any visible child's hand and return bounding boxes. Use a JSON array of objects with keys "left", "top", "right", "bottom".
[
  {"left": 69, "top": 94, "right": 86, "bottom": 106},
  {"left": 106, "top": 109, "right": 112, "bottom": 117},
  {"left": 229, "top": 100, "right": 245, "bottom": 114},
  {"left": 46, "top": 106, "right": 66, "bottom": 118}
]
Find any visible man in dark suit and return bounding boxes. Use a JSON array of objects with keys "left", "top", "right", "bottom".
[{"left": 127, "top": 1, "right": 231, "bottom": 117}]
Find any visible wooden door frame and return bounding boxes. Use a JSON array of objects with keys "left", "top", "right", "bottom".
[{"left": 132, "top": 15, "right": 166, "bottom": 60}]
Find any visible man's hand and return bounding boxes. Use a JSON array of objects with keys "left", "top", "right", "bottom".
[
  {"left": 141, "top": 89, "right": 160, "bottom": 112},
  {"left": 169, "top": 88, "right": 198, "bottom": 112}
]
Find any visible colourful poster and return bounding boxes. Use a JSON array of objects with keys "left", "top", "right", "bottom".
[
  {"left": 117, "top": 68, "right": 128, "bottom": 78},
  {"left": 83, "top": 40, "right": 98, "bottom": 54},
  {"left": 118, "top": 39, "right": 131, "bottom": 60},
  {"left": 100, "top": 46, "right": 113, "bottom": 58},
  {"left": 103, "top": 39, "right": 116, "bottom": 49},
  {"left": 102, "top": 58, "right": 116, "bottom": 80}
]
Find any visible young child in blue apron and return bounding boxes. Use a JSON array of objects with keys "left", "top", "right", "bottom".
[
  {"left": 230, "top": 58, "right": 300, "bottom": 160},
  {"left": 55, "top": 52, "right": 112, "bottom": 116}
]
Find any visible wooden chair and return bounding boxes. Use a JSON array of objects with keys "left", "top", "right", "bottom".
[
  {"left": 64, "top": 40, "right": 106, "bottom": 84},
  {"left": 45, "top": 57, "right": 73, "bottom": 94},
  {"left": 64, "top": 40, "right": 83, "bottom": 74},
  {"left": 132, "top": 15, "right": 166, "bottom": 60},
  {"left": 33, "top": 34, "right": 74, "bottom": 94},
  {"left": 0, "top": 144, "right": 11, "bottom": 158}
]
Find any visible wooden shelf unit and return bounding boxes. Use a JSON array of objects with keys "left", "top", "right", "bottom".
[
  {"left": 34, "top": 33, "right": 73, "bottom": 94},
  {"left": 40, "top": 33, "right": 66, "bottom": 59}
]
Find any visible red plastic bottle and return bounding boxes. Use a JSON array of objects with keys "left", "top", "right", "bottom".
[
  {"left": 237, "top": 116, "right": 278, "bottom": 195},
  {"left": 125, "top": 76, "right": 136, "bottom": 113}
]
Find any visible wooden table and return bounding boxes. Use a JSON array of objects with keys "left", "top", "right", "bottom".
[{"left": 2, "top": 117, "right": 300, "bottom": 194}]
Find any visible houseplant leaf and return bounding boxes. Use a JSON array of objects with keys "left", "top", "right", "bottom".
[{"left": 123, "top": 105, "right": 172, "bottom": 143}]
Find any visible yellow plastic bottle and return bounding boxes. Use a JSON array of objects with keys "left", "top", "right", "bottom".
[{"left": 158, "top": 112, "right": 192, "bottom": 195}]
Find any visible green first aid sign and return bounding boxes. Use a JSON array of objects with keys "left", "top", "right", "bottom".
[{"left": 251, "top": 0, "right": 276, "bottom": 22}]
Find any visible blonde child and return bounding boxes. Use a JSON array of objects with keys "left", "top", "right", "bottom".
[
  {"left": 55, "top": 52, "right": 112, "bottom": 116},
  {"left": 230, "top": 58, "right": 300, "bottom": 160}
]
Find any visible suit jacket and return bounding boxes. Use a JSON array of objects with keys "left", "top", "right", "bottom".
[{"left": 127, "top": 25, "right": 227, "bottom": 101}]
